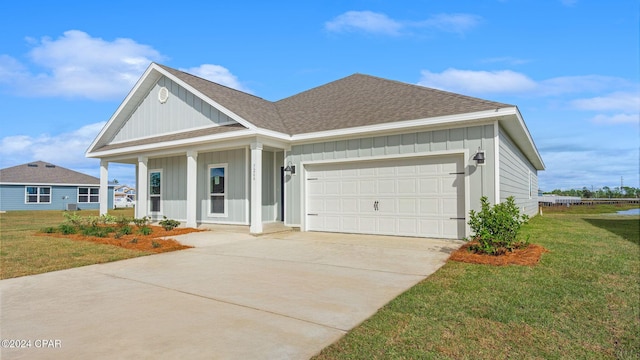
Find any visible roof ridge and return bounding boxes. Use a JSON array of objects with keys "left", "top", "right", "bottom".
[{"left": 154, "top": 63, "right": 270, "bottom": 102}]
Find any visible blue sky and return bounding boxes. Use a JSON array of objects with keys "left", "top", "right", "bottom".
[{"left": 0, "top": 0, "right": 637, "bottom": 191}]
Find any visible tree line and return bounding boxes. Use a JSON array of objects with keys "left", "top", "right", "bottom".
[{"left": 545, "top": 186, "right": 640, "bottom": 198}]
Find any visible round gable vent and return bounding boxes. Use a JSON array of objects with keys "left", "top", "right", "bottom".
[{"left": 158, "top": 86, "right": 169, "bottom": 104}]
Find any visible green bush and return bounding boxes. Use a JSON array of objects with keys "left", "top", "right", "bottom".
[
  {"left": 58, "top": 223, "right": 77, "bottom": 235},
  {"left": 132, "top": 216, "right": 150, "bottom": 227},
  {"left": 115, "top": 216, "right": 132, "bottom": 228},
  {"left": 137, "top": 226, "right": 152, "bottom": 236},
  {"left": 82, "top": 226, "right": 114, "bottom": 238},
  {"left": 151, "top": 241, "right": 161, "bottom": 248},
  {"left": 159, "top": 216, "right": 181, "bottom": 231},
  {"left": 41, "top": 226, "right": 58, "bottom": 234},
  {"left": 467, "top": 196, "right": 529, "bottom": 255},
  {"left": 118, "top": 225, "right": 133, "bottom": 235},
  {"left": 62, "top": 211, "right": 84, "bottom": 227}
]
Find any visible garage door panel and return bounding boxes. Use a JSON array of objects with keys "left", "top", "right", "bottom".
[
  {"left": 397, "top": 179, "right": 416, "bottom": 193},
  {"left": 420, "top": 178, "right": 440, "bottom": 194},
  {"left": 398, "top": 198, "right": 417, "bottom": 214},
  {"left": 359, "top": 180, "right": 376, "bottom": 194},
  {"left": 341, "top": 198, "right": 358, "bottom": 213},
  {"left": 306, "top": 155, "right": 465, "bottom": 239}
]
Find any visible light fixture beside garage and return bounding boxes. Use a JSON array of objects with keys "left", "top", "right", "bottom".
[
  {"left": 284, "top": 162, "right": 296, "bottom": 175},
  {"left": 473, "top": 148, "right": 485, "bottom": 165}
]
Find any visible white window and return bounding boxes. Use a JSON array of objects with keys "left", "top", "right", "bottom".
[
  {"left": 25, "top": 186, "right": 51, "bottom": 204},
  {"left": 149, "top": 169, "right": 162, "bottom": 213},
  {"left": 208, "top": 164, "right": 227, "bottom": 216},
  {"left": 78, "top": 187, "right": 99, "bottom": 203}
]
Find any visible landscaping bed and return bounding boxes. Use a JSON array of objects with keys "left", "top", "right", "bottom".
[
  {"left": 39, "top": 225, "right": 197, "bottom": 253},
  {"left": 449, "top": 241, "right": 548, "bottom": 266}
]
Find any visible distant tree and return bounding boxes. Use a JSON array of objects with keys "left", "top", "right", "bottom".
[
  {"left": 112, "top": 179, "right": 119, "bottom": 184},
  {"left": 581, "top": 187, "right": 593, "bottom": 198}
]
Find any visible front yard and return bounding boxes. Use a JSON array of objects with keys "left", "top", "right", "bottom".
[
  {"left": 1, "top": 206, "right": 638, "bottom": 358},
  {"left": 1, "top": 209, "right": 155, "bottom": 279},
  {"left": 314, "top": 206, "right": 640, "bottom": 359}
]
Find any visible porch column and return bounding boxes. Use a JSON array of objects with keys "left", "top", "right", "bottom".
[
  {"left": 186, "top": 151, "right": 198, "bottom": 228},
  {"left": 99, "top": 160, "right": 109, "bottom": 215},
  {"left": 137, "top": 156, "right": 148, "bottom": 219},
  {"left": 250, "top": 142, "right": 263, "bottom": 234}
]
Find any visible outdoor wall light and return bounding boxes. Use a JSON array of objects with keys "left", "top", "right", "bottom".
[
  {"left": 284, "top": 162, "right": 296, "bottom": 175},
  {"left": 473, "top": 149, "right": 486, "bottom": 165}
]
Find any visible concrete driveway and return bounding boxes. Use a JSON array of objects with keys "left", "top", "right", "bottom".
[{"left": 1, "top": 229, "right": 462, "bottom": 360}]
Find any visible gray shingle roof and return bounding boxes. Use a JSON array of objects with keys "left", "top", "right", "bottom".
[
  {"left": 157, "top": 64, "right": 512, "bottom": 136},
  {"left": 0, "top": 161, "right": 99, "bottom": 185},
  {"left": 276, "top": 74, "right": 512, "bottom": 134}
]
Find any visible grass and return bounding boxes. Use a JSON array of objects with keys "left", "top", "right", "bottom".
[
  {"left": 314, "top": 205, "right": 640, "bottom": 359},
  {"left": 0, "top": 208, "right": 150, "bottom": 279}
]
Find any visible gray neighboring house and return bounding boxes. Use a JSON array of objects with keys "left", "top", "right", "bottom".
[
  {"left": 0, "top": 161, "right": 114, "bottom": 211},
  {"left": 86, "top": 63, "right": 544, "bottom": 239}
]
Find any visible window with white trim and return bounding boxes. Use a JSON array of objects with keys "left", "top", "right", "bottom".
[
  {"left": 25, "top": 186, "right": 51, "bottom": 204},
  {"left": 78, "top": 187, "right": 99, "bottom": 203},
  {"left": 208, "top": 164, "right": 227, "bottom": 216},
  {"left": 149, "top": 170, "right": 162, "bottom": 213}
]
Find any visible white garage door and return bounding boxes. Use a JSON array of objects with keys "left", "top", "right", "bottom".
[{"left": 305, "top": 155, "right": 465, "bottom": 239}]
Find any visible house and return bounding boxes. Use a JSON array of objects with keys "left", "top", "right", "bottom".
[
  {"left": 0, "top": 161, "right": 114, "bottom": 211},
  {"left": 86, "top": 63, "right": 544, "bottom": 239},
  {"left": 114, "top": 185, "right": 136, "bottom": 201}
]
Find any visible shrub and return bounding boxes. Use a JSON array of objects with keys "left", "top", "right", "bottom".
[
  {"left": 467, "top": 196, "right": 529, "bottom": 255},
  {"left": 132, "top": 216, "right": 150, "bottom": 227},
  {"left": 137, "top": 226, "right": 152, "bottom": 236},
  {"left": 63, "top": 212, "right": 84, "bottom": 227},
  {"left": 58, "top": 223, "right": 77, "bottom": 235},
  {"left": 99, "top": 214, "right": 117, "bottom": 225},
  {"left": 118, "top": 225, "right": 133, "bottom": 235},
  {"left": 115, "top": 216, "right": 132, "bottom": 228},
  {"left": 151, "top": 241, "right": 161, "bottom": 248},
  {"left": 41, "top": 226, "right": 57, "bottom": 234},
  {"left": 82, "top": 226, "right": 115, "bottom": 238},
  {"left": 159, "top": 216, "right": 181, "bottom": 231}
]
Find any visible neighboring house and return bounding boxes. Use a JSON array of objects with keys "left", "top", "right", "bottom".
[
  {"left": 114, "top": 185, "right": 136, "bottom": 201},
  {"left": 0, "top": 161, "right": 114, "bottom": 211},
  {"left": 86, "top": 63, "right": 544, "bottom": 239}
]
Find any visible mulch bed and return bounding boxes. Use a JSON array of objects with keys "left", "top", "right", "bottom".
[
  {"left": 449, "top": 241, "right": 549, "bottom": 266},
  {"left": 40, "top": 225, "right": 200, "bottom": 253}
]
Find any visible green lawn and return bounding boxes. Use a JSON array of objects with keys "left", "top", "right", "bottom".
[
  {"left": 0, "top": 209, "right": 149, "bottom": 279},
  {"left": 314, "top": 207, "right": 640, "bottom": 359}
]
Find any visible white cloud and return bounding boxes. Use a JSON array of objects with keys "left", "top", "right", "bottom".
[
  {"left": 591, "top": 113, "right": 638, "bottom": 125},
  {"left": 418, "top": 68, "right": 636, "bottom": 98},
  {"left": 414, "top": 13, "right": 481, "bottom": 34},
  {"left": 180, "top": 64, "right": 251, "bottom": 93},
  {"left": 0, "top": 121, "right": 105, "bottom": 167},
  {"left": 325, "top": 11, "right": 480, "bottom": 36},
  {"left": 0, "top": 30, "right": 164, "bottom": 100},
  {"left": 418, "top": 68, "right": 537, "bottom": 93},
  {"left": 325, "top": 11, "right": 403, "bottom": 35},
  {"left": 571, "top": 91, "right": 639, "bottom": 112}
]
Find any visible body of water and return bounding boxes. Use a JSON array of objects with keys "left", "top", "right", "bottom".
[{"left": 616, "top": 208, "right": 640, "bottom": 215}]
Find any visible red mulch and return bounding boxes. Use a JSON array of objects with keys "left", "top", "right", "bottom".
[
  {"left": 449, "top": 241, "right": 549, "bottom": 266},
  {"left": 40, "top": 225, "right": 200, "bottom": 253}
]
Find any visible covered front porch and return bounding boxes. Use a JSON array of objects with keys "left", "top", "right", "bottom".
[{"left": 97, "top": 137, "right": 291, "bottom": 234}]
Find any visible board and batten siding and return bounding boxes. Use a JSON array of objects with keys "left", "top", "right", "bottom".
[
  {"left": 284, "top": 125, "right": 496, "bottom": 226},
  {"left": 197, "top": 148, "right": 247, "bottom": 224},
  {"left": 147, "top": 156, "right": 188, "bottom": 220},
  {"left": 0, "top": 185, "right": 112, "bottom": 211},
  {"left": 111, "top": 76, "right": 237, "bottom": 143},
  {"left": 498, "top": 127, "right": 538, "bottom": 216}
]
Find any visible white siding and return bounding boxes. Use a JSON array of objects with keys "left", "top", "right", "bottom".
[
  {"left": 197, "top": 149, "right": 247, "bottom": 224},
  {"left": 147, "top": 156, "right": 187, "bottom": 221},
  {"left": 499, "top": 127, "right": 539, "bottom": 216},
  {"left": 112, "top": 76, "right": 236, "bottom": 143}
]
